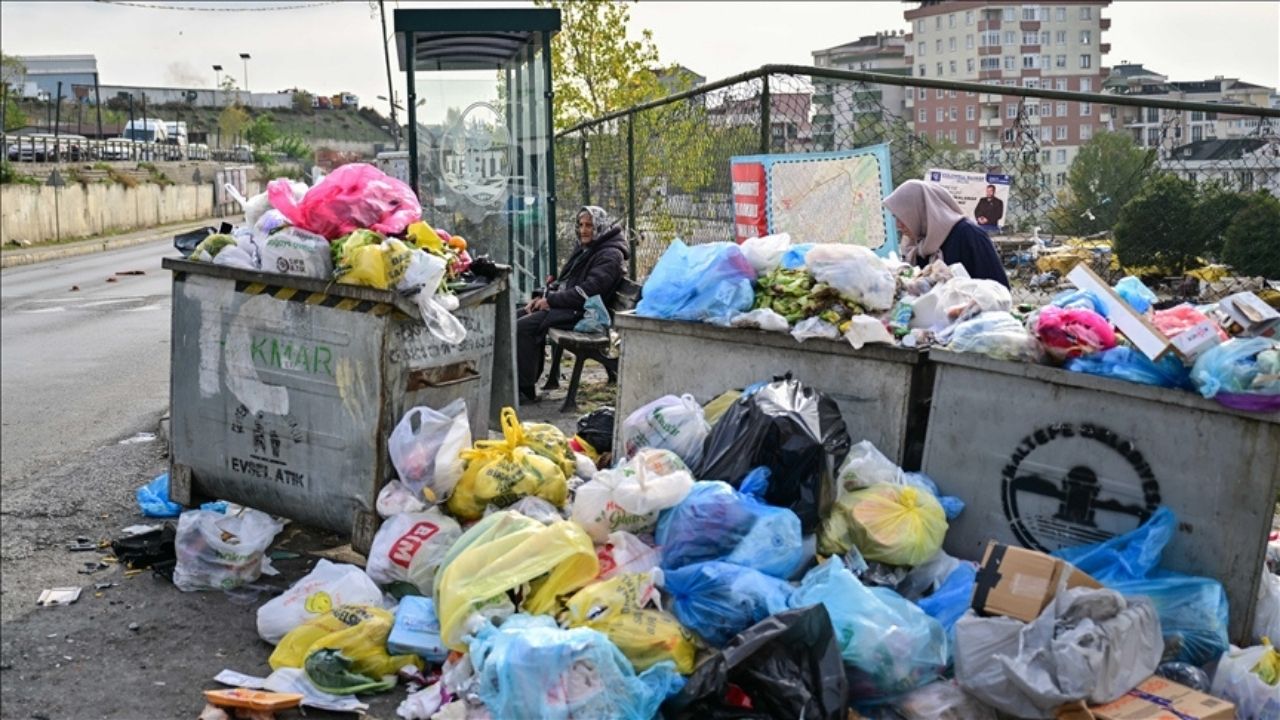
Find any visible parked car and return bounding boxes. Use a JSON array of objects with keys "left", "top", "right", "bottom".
[{"left": 6, "top": 134, "right": 88, "bottom": 162}]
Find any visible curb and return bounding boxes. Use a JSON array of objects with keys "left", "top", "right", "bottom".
[{"left": 0, "top": 219, "right": 218, "bottom": 269}]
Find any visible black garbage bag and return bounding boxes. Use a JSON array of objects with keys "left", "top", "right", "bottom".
[
  {"left": 664, "top": 604, "right": 848, "bottom": 720},
  {"left": 694, "top": 375, "right": 851, "bottom": 533},
  {"left": 111, "top": 525, "right": 176, "bottom": 570},
  {"left": 174, "top": 223, "right": 232, "bottom": 258},
  {"left": 576, "top": 406, "right": 615, "bottom": 455}
]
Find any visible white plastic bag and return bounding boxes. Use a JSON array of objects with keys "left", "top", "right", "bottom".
[
  {"left": 836, "top": 439, "right": 904, "bottom": 492},
  {"left": 365, "top": 508, "right": 463, "bottom": 594},
  {"left": 1256, "top": 572, "right": 1280, "bottom": 645},
  {"left": 260, "top": 226, "right": 332, "bottom": 279},
  {"left": 620, "top": 394, "right": 711, "bottom": 467},
  {"left": 730, "top": 308, "right": 790, "bottom": 332},
  {"left": 740, "top": 232, "right": 791, "bottom": 274},
  {"left": 399, "top": 250, "right": 467, "bottom": 346},
  {"left": 571, "top": 448, "right": 695, "bottom": 543},
  {"left": 911, "top": 278, "right": 1012, "bottom": 331},
  {"left": 1212, "top": 644, "right": 1280, "bottom": 720},
  {"left": 790, "top": 317, "right": 840, "bottom": 343},
  {"left": 892, "top": 681, "right": 997, "bottom": 720},
  {"left": 174, "top": 508, "right": 283, "bottom": 592},
  {"left": 388, "top": 399, "right": 471, "bottom": 503},
  {"left": 212, "top": 245, "right": 257, "bottom": 270},
  {"left": 804, "top": 243, "right": 897, "bottom": 311},
  {"left": 596, "top": 530, "right": 662, "bottom": 580},
  {"left": 499, "top": 496, "right": 564, "bottom": 524},
  {"left": 255, "top": 560, "right": 383, "bottom": 644},
  {"left": 376, "top": 479, "right": 429, "bottom": 518},
  {"left": 844, "top": 315, "right": 894, "bottom": 349}
]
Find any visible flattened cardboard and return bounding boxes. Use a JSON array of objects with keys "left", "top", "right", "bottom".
[
  {"left": 1218, "top": 291, "right": 1280, "bottom": 338},
  {"left": 972, "top": 542, "right": 1101, "bottom": 622},
  {"left": 1067, "top": 264, "right": 1175, "bottom": 361},
  {"left": 1089, "top": 676, "right": 1236, "bottom": 720}
]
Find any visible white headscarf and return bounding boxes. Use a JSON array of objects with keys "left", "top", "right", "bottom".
[{"left": 883, "top": 180, "right": 969, "bottom": 264}]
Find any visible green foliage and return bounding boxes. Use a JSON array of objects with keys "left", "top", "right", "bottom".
[
  {"left": 0, "top": 160, "right": 39, "bottom": 185},
  {"left": 1222, "top": 191, "right": 1280, "bottom": 279},
  {"left": 1, "top": 53, "right": 26, "bottom": 90},
  {"left": 291, "top": 90, "right": 314, "bottom": 114},
  {"left": 272, "top": 133, "right": 312, "bottom": 163},
  {"left": 218, "top": 105, "right": 250, "bottom": 146},
  {"left": 1049, "top": 131, "right": 1156, "bottom": 236},
  {"left": 1190, "top": 181, "right": 1249, "bottom": 259},
  {"left": 244, "top": 113, "right": 279, "bottom": 148},
  {"left": 1113, "top": 173, "right": 1202, "bottom": 274}
]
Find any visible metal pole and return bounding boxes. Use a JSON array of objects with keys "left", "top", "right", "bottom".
[
  {"left": 580, "top": 134, "right": 589, "bottom": 206},
  {"left": 379, "top": 0, "right": 400, "bottom": 150},
  {"left": 53, "top": 82, "right": 63, "bottom": 156},
  {"left": 759, "top": 74, "right": 770, "bottom": 154},
  {"left": 93, "top": 72, "right": 102, "bottom": 139},
  {"left": 242, "top": 58, "right": 249, "bottom": 93},
  {"left": 405, "top": 32, "right": 420, "bottom": 199},
  {"left": 46, "top": 97, "right": 52, "bottom": 133},
  {"left": 1, "top": 82, "right": 7, "bottom": 135},
  {"left": 626, "top": 113, "right": 636, "bottom": 278},
  {"left": 541, "top": 29, "right": 557, "bottom": 278},
  {"left": 128, "top": 94, "right": 135, "bottom": 159}
]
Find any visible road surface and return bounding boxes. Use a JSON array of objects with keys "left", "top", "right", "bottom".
[{"left": 1, "top": 238, "right": 176, "bottom": 487}]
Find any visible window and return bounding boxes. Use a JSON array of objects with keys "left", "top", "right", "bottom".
[
  {"left": 1041, "top": 102, "right": 1052, "bottom": 116},
  {"left": 918, "top": 64, "right": 926, "bottom": 77},
  {"left": 1191, "top": 110, "right": 1204, "bottom": 122},
  {"left": 949, "top": 60, "right": 958, "bottom": 74},
  {"left": 966, "top": 34, "right": 975, "bottom": 49},
  {"left": 1023, "top": 6, "right": 1039, "bottom": 21},
  {"left": 1023, "top": 31, "right": 1040, "bottom": 45},
  {"left": 1079, "top": 54, "right": 1092, "bottom": 69},
  {"left": 1055, "top": 30, "right": 1067, "bottom": 45},
  {"left": 966, "top": 105, "right": 976, "bottom": 120},
  {"left": 1056, "top": 6, "right": 1066, "bottom": 21},
  {"left": 967, "top": 58, "right": 976, "bottom": 72},
  {"left": 937, "top": 88, "right": 945, "bottom": 99},
  {"left": 1080, "top": 6, "right": 1092, "bottom": 20},
  {"left": 1055, "top": 54, "right": 1067, "bottom": 68},
  {"left": 1042, "top": 54, "right": 1052, "bottom": 69},
  {"left": 1080, "top": 124, "right": 1092, "bottom": 140},
  {"left": 1053, "top": 149, "right": 1066, "bottom": 164},
  {"left": 1056, "top": 125, "right": 1068, "bottom": 140},
  {"left": 1042, "top": 150, "right": 1052, "bottom": 162},
  {"left": 1004, "top": 55, "right": 1015, "bottom": 70},
  {"left": 1192, "top": 126, "right": 1203, "bottom": 141},
  {"left": 1080, "top": 102, "right": 1092, "bottom": 116},
  {"left": 1024, "top": 78, "right": 1041, "bottom": 89},
  {"left": 1007, "top": 104, "right": 1018, "bottom": 118},
  {"left": 1041, "top": 31, "right": 1051, "bottom": 45},
  {"left": 918, "top": 108, "right": 927, "bottom": 122},
  {"left": 1004, "top": 128, "right": 1015, "bottom": 142},
  {"left": 1056, "top": 172, "right": 1066, "bottom": 186},
  {"left": 1144, "top": 128, "right": 1158, "bottom": 145},
  {"left": 937, "top": 108, "right": 945, "bottom": 122},
  {"left": 936, "top": 15, "right": 942, "bottom": 29},
  {"left": 906, "top": 87, "right": 915, "bottom": 99},
  {"left": 981, "top": 57, "right": 1000, "bottom": 70},
  {"left": 936, "top": 130, "right": 945, "bottom": 141},
  {"left": 1145, "top": 107, "right": 1159, "bottom": 123},
  {"left": 1026, "top": 103, "right": 1038, "bottom": 117},
  {"left": 1057, "top": 102, "right": 1067, "bottom": 116},
  {"left": 1080, "top": 30, "right": 1092, "bottom": 45},
  {"left": 918, "top": 42, "right": 926, "bottom": 56},
  {"left": 966, "top": 128, "right": 976, "bottom": 143},
  {"left": 949, "top": 13, "right": 956, "bottom": 28},
  {"left": 982, "top": 31, "right": 1000, "bottom": 46},
  {"left": 937, "top": 62, "right": 944, "bottom": 76},
  {"left": 936, "top": 39, "right": 943, "bottom": 53},
  {"left": 949, "top": 129, "right": 958, "bottom": 141},
  {"left": 967, "top": 90, "right": 975, "bottom": 97},
  {"left": 1003, "top": 30, "right": 1016, "bottom": 45},
  {"left": 1023, "top": 54, "right": 1038, "bottom": 69},
  {"left": 1002, "top": 7, "right": 1016, "bottom": 21},
  {"left": 1056, "top": 78, "right": 1068, "bottom": 90},
  {"left": 950, "top": 106, "right": 958, "bottom": 120},
  {"left": 949, "top": 37, "right": 957, "bottom": 51},
  {"left": 950, "top": 89, "right": 957, "bottom": 98},
  {"left": 965, "top": 10, "right": 974, "bottom": 25},
  {"left": 916, "top": 19, "right": 925, "bottom": 33},
  {"left": 1079, "top": 77, "right": 1092, "bottom": 92},
  {"left": 1041, "top": 125, "right": 1052, "bottom": 140},
  {"left": 1207, "top": 125, "right": 1217, "bottom": 139}
]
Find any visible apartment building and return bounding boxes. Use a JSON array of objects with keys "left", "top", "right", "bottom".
[
  {"left": 903, "top": 1, "right": 1111, "bottom": 188},
  {"left": 811, "top": 32, "right": 910, "bottom": 151}
]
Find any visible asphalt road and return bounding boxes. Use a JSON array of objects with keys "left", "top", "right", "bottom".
[{"left": 1, "top": 239, "right": 176, "bottom": 487}]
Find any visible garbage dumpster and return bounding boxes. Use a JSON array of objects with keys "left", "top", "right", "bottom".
[
  {"left": 921, "top": 349, "right": 1280, "bottom": 643},
  {"left": 613, "top": 313, "right": 930, "bottom": 467},
  {"left": 162, "top": 258, "right": 517, "bottom": 552}
]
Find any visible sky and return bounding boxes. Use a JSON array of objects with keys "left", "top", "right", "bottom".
[{"left": 1, "top": 0, "right": 1277, "bottom": 121}]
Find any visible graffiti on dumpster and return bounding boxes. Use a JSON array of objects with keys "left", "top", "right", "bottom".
[
  {"left": 249, "top": 334, "right": 335, "bottom": 377},
  {"left": 228, "top": 403, "right": 308, "bottom": 489},
  {"left": 1001, "top": 422, "right": 1161, "bottom": 552},
  {"left": 389, "top": 313, "right": 494, "bottom": 366}
]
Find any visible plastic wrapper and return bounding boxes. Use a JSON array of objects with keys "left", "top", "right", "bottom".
[
  {"left": 1114, "top": 275, "right": 1158, "bottom": 313},
  {"left": 365, "top": 509, "right": 463, "bottom": 595},
  {"left": 955, "top": 588, "right": 1163, "bottom": 719},
  {"left": 335, "top": 236, "right": 413, "bottom": 290},
  {"left": 1051, "top": 288, "right": 1110, "bottom": 317},
  {"left": 911, "top": 278, "right": 1013, "bottom": 331},
  {"left": 790, "top": 317, "right": 840, "bottom": 342},
  {"left": 620, "top": 395, "right": 710, "bottom": 468},
  {"left": 819, "top": 483, "right": 947, "bottom": 567},
  {"left": 695, "top": 376, "right": 851, "bottom": 534},
  {"left": 571, "top": 448, "right": 694, "bottom": 543},
  {"left": 1154, "top": 303, "right": 1227, "bottom": 339},
  {"left": 137, "top": 473, "right": 182, "bottom": 518},
  {"left": 729, "top": 308, "right": 790, "bottom": 332},
  {"left": 1191, "top": 337, "right": 1280, "bottom": 408},
  {"left": 269, "top": 604, "right": 422, "bottom": 688},
  {"left": 944, "top": 310, "right": 1043, "bottom": 362},
  {"left": 468, "top": 614, "right": 684, "bottom": 720},
  {"left": 1033, "top": 306, "right": 1117, "bottom": 362},
  {"left": 655, "top": 474, "right": 805, "bottom": 579},
  {"left": 562, "top": 571, "right": 697, "bottom": 673},
  {"left": 662, "top": 561, "right": 795, "bottom": 647},
  {"left": 596, "top": 530, "right": 662, "bottom": 580},
  {"left": 843, "top": 315, "right": 894, "bottom": 349},
  {"left": 259, "top": 227, "right": 332, "bottom": 279},
  {"left": 433, "top": 513, "right": 598, "bottom": 650},
  {"left": 1065, "top": 346, "right": 1193, "bottom": 389},
  {"left": 635, "top": 240, "right": 756, "bottom": 324},
  {"left": 664, "top": 604, "right": 848, "bottom": 720},
  {"left": 256, "top": 560, "right": 383, "bottom": 645},
  {"left": 781, "top": 559, "right": 947, "bottom": 705},
  {"left": 780, "top": 243, "right": 814, "bottom": 270},
  {"left": 891, "top": 681, "right": 997, "bottom": 720},
  {"left": 1155, "top": 662, "right": 1211, "bottom": 692},
  {"left": 376, "top": 480, "right": 428, "bottom": 518},
  {"left": 1257, "top": 571, "right": 1280, "bottom": 646},
  {"left": 740, "top": 232, "right": 791, "bottom": 274},
  {"left": 387, "top": 596, "right": 447, "bottom": 664},
  {"left": 803, "top": 243, "right": 897, "bottom": 311},
  {"left": 174, "top": 508, "right": 283, "bottom": 592},
  {"left": 267, "top": 163, "right": 421, "bottom": 240},
  {"left": 1211, "top": 643, "right": 1280, "bottom": 720},
  {"left": 388, "top": 400, "right": 470, "bottom": 504},
  {"left": 398, "top": 249, "right": 466, "bottom": 345}
]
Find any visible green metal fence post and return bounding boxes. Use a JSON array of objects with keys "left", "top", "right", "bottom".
[
  {"left": 759, "top": 73, "right": 771, "bottom": 154},
  {"left": 580, "top": 132, "right": 590, "bottom": 206},
  {"left": 626, "top": 112, "right": 637, "bottom": 278}
]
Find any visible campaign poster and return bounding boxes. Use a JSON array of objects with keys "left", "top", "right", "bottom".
[{"left": 926, "top": 169, "right": 1012, "bottom": 233}]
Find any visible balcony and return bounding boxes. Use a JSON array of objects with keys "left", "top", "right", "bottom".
[
  {"left": 979, "top": 93, "right": 1003, "bottom": 104},
  {"left": 1020, "top": 20, "right": 1040, "bottom": 30},
  {"left": 980, "top": 116, "right": 1004, "bottom": 129},
  {"left": 978, "top": 46, "right": 1000, "bottom": 56},
  {"left": 1100, "top": 43, "right": 1111, "bottom": 54}
]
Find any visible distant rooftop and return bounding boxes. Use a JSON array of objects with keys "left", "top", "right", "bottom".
[{"left": 1169, "top": 137, "right": 1266, "bottom": 162}]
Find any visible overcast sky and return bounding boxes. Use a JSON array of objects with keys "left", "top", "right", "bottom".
[{"left": 1, "top": 0, "right": 1276, "bottom": 120}]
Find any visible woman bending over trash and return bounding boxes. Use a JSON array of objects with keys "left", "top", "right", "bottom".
[
  {"left": 884, "top": 179, "right": 1010, "bottom": 287},
  {"left": 517, "top": 205, "right": 628, "bottom": 402}
]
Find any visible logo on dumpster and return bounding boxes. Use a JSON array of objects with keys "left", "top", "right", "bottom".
[{"left": 1001, "top": 422, "right": 1161, "bottom": 552}]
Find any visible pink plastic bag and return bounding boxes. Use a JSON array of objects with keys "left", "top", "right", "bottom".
[
  {"left": 1153, "top": 304, "right": 1228, "bottom": 340},
  {"left": 1034, "top": 306, "right": 1117, "bottom": 362},
  {"left": 267, "top": 163, "right": 421, "bottom": 240}
]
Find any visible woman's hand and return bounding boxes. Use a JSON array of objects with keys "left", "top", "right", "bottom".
[{"left": 526, "top": 297, "right": 550, "bottom": 313}]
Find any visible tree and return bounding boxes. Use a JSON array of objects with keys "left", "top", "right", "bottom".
[
  {"left": 1, "top": 53, "right": 29, "bottom": 131},
  {"left": 1048, "top": 131, "right": 1156, "bottom": 236},
  {"left": 1112, "top": 173, "right": 1202, "bottom": 274},
  {"left": 244, "top": 113, "right": 279, "bottom": 148},
  {"left": 1190, "top": 180, "right": 1249, "bottom": 260},
  {"left": 1222, "top": 191, "right": 1280, "bottom": 279},
  {"left": 291, "top": 90, "right": 314, "bottom": 114},
  {"left": 218, "top": 105, "right": 250, "bottom": 147}
]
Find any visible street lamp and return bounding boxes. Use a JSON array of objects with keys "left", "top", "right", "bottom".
[
  {"left": 239, "top": 53, "right": 251, "bottom": 93},
  {"left": 212, "top": 64, "right": 222, "bottom": 88}
]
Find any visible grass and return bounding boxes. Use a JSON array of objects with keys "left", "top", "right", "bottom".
[
  {"left": 0, "top": 160, "right": 40, "bottom": 186},
  {"left": 106, "top": 167, "right": 138, "bottom": 188}
]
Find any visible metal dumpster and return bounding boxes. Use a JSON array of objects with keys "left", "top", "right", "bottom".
[
  {"left": 922, "top": 349, "right": 1280, "bottom": 643},
  {"left": 162, "top": 258, "right": 517, "bottom": 552},
  {"left": 614, "top": 313, "right": 931, "bottom": 467}
]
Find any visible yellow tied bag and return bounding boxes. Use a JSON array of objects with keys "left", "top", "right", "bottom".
[
  {"left": 405, "top": 221, "right": 446, "bottom": 255},
  {"left": 496, "top": 407, "right": 576, "bottom": 478},
  {"left": 336, "top": 238, "right": 413, "bottom": 290},
  {"left": 447, "top": 412, "right": 569, "bottom": 521},
  {"left": 268, "top": 604, "right": 422, "bottom": 677},
  {"left": 820, "top": 483, "right": 947, "bottom": 567},
  {"left": 561, "top": 572, "right": 697, "bottom": 674}
]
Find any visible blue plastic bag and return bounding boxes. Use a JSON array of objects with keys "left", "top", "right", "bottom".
[
  {"left": 916, "top": 562, "right": 977, "bottom": 647},
  {"left": 1051, "top": 288, "right": 1110, "bottom": 318},
  {"left": 1114, "top": 276, "right": 1158, "bottom": 314},
  {"left": 1191, "top": 337, "right": 1280, "bottom": 399},
  {"left": 663, "top": 561, "right": 795, "bottom": 647},
  {"left": 778, "top": 559, "right": 947, "bottom": 706},
  {"left": 136, "top": 473, "right": 182, "bottom": 518},
  {"left": 655, "top": 472, "right": 805, "bottom": 579},
  {"left": 780, "top": 243, "right": 815, "bottom": 270},
  {"left": 469, "top": 614, "right": 684, "bottom": 720},
  {"left": 903, "top": 472, "right": 965, "bottom": 521},
  {"left": 1053, "top": 508, "right": 1230, "bottom": 666},
  {"left": 573, "top": 295, "right": 611, "bottom": 333},
  {"left": 635, "top": 240, "right": 756, "bottom": 324},
  {"left": 1066, "top": 346, "right": 1193, "bottom": 389}
]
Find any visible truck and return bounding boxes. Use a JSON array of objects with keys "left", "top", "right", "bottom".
[
  {"left": 119, "top": 118, "right": 169, "bottom": 161},
  {"left": 164, "top": 121, "right": 189, "bottom": 160}
]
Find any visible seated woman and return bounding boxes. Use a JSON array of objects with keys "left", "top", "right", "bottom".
[
  {"left": 883, "top": 179, "right": 1010, "bottom": 287},
  {"left": 517, "top": 205, "right": 628, "bottom": 402}
]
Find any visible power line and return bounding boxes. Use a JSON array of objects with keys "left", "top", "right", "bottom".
[{"left": 97, "top": 1, "right": 337, "bottom": 12}]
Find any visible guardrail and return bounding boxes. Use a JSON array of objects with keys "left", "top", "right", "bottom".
[{"left": 2, "top": 134, "right": 250, "bottom": 164}]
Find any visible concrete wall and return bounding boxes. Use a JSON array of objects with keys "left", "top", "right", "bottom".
[{"left": 0, "top": 180, "right": 264, "bottom": 246}]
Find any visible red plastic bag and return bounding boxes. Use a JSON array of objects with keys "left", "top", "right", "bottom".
[
  {"left": 268, "top": 164, "right": 421, "bottom": 240},
  {"left": 1034, "top": 306, "right": 1117, "bottom": 362},
  {"left": 1153, "top": 303, "right": 1228, "bottom": 340}
]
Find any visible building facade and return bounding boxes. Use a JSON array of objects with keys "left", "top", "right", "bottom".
[
  {"left": 13, "top": 55, "right": 98, "bottom": 101},
  {"left": 811, "top": 32, "right": 910, "bottom": 151},
  {"left": 903, "top": 1, "right": 1112, "bottom": 188}
]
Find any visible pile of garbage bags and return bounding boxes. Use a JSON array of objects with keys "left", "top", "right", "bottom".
[
  {"left": 171, "top": 373, "right": 1272, "bottom": 719},
  {"left": 636, "top": 234, "right": 1280, "bottom": 410},
  {"left": 183, "top": 164, "right": 477, "bottom": 345}
]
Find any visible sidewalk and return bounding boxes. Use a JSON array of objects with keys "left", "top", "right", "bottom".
[{"left": 0, "top": 216, "right": 230, "bottom": 269}]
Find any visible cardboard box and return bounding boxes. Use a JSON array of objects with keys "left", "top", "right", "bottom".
[
  {"left": 971, "top": 542, "right": 1101, "bottom": 622},
  {"left": 1067, "top": 264, "right": 1176, "bottom": 361},
  {"left": 1218, "top": 291, "right": 1280, "bottom": 338},
  {"left": 1169, "top": 319, "right": 1223, "bottom": 360},
  {"left": 1089, "top": 676, "right": 1236, "bottom": 720}
]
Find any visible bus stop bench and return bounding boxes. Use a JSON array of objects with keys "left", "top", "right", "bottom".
[{"left": 542, "top": 278, "right": 641, "bottom": 413}]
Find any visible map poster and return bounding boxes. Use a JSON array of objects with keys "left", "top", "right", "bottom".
[
  {"left": 925, "top": 169, "right": 1012, "bottom": 233},
  {"left": 730, "top": 144, "right": 898, "bottom": 257}
]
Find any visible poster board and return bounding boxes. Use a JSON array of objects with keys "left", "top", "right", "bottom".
[
  {"left": 732, "top": 145, "right": 898, "bottom": 257},
  {"left": 925, "top": 168, "right": 1012, "bottom": 233}
]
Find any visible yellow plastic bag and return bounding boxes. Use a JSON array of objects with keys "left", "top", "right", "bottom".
[
  {"left": 702, "top": 390, "right": 741, "bottom": 427},
  {"left": 447, "top": 409, "right": 570, "bottom": 521},
  {"left": 435, "top": 515, "right": 597, "bottom": 651},
  {"left": 1253, "top": 637, "right": 1280, "bottom": 685},
  {"left": 496, "top": 407, "right": 576, "bottom": 478},
  {"left": 268, "top": 604, "right": 421, "bottom": 677},
  {"left": 819, "top": 483, "right": 947, "bottom": 566},
  {"left": 561, "top": 572, "right": 697, "bottom": 673},
  {"left": 405, "top": 221, "right": 446, "bottom": 255},
  {"left": 336, "top": 238, "right": 412, "bottom": 290}
]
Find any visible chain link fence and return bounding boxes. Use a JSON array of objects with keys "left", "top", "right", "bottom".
[{"left": 555, "top": 65, "right": 1280, "bottom": 305}]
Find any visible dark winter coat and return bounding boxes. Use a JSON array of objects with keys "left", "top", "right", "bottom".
[
  {"left": 927, "top": 220, "right": 1011, "bottom": 287},
  {"left": 544, "top": 226, "right": 629, "bottom": 311}
]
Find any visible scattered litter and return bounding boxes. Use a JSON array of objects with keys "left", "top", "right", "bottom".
[
  {"left": 105, "top": 277, "right": 117, "bottom": 283},
  {"left": 118, "top": 432, "right": 156, "bottom": 445},
  {"left": 119, "top": 524, "right": 162, "bottom": 537},
  {"left": 37, "top": 588, "right": 81, "bottom": 607},
  {"left": 115, "top": 270, "right": 146, "bottom": 276},
  {"left": 66, "top": 537, "right": 99, "bottom": 552},
  {"left": 128, "top": 622, "right": 140, "bottom": 631},
  {"left": 78, "top": 561, "right": 109, "bottom": 575}
]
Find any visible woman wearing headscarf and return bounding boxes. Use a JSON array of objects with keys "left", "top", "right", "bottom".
[
  {"left": 883, "top": 179, "right": 1010, "bottom": 287},
  {"left": 516, "top": 205, "right": 628, "bottom": 402}
]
